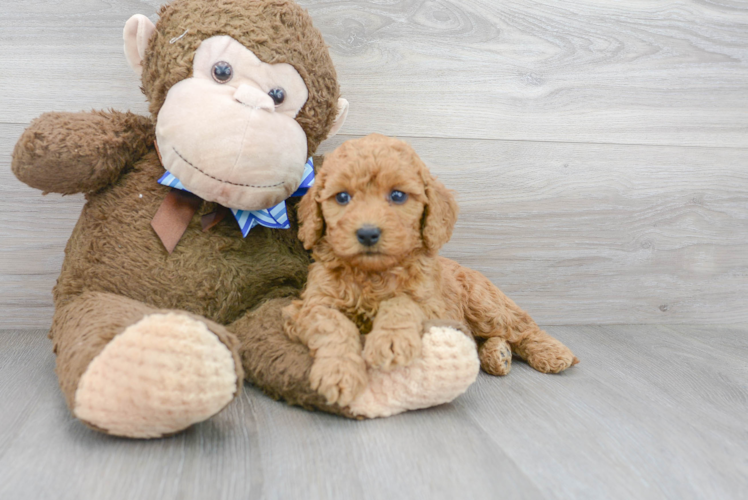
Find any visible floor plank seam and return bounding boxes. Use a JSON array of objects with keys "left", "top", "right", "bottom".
[{"left": 335, "top": 133, "right": 748, "bottom": 151}]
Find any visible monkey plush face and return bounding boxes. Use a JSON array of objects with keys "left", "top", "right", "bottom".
[
  {"left": 123, "top": 0, "right": 349, "bottom": 211},
  {"left": 156, "top": 36, "right": 310, "bottom": 210}
]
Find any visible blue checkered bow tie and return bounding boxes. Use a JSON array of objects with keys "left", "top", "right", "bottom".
[{"left": 157, "top": 157, "right": 315, "bottom": 237}]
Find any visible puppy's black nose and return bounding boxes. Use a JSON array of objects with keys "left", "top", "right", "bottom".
[{"left": 356, "top": 226, "right": 381, "bottom": 247}]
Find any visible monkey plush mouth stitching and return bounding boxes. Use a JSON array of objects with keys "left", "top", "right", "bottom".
[{"left": 172, "top": 147, "right": 285, "bottom": 189}]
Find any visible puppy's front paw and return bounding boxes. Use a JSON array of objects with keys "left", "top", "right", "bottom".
[
  {"left": 310, "top": 355, "right": 368, "bottom": 406},
  {"left": 523, "top": 337, "right": 579, "bottom": 374},
  {"left": 364, "top": 328, "right": 422, "bottom": 371}
]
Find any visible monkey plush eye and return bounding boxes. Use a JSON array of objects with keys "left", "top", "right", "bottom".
[
  {"left": 335, "top": 192, "right": 351, "bottom": 205},
  {"left": 389, "top": 190, "right": 408, "bottom": 204},
  {"left": 268, "top": 88, "right": 286, "bottom": 105},
  {"left": 212, "top": 61, "right": 233, "bottom": 83}
]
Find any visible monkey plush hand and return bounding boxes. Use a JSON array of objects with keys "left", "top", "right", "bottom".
[{"left": 11, "top": 0, "right": 479, "bottom": 438}]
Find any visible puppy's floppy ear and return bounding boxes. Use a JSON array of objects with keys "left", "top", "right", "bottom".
[
  {"left": 297, "top": 164, "right": 326, "bottom": 250},
  {"left": 420, "top": 165, "right": 459, "bottom": 252}
]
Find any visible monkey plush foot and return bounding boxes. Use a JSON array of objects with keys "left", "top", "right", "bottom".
[
  {"left": 347, "top": 326, "right": 479, "bottom": 418},
  {"left": 73, "top": 313, "right": 239, "bottom": 438}
]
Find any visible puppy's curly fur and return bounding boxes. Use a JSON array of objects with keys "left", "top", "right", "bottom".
[{"left": 284, "top": 134, "right": 578, "bottom": 405}]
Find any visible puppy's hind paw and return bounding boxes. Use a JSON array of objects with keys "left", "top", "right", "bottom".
[
  {"left": 523, "top": 337, "right": 579, "bottom": 374},
  {"left": 310, "top": 355, "right": 368, "bottom": 407},
  {"left": 479, "top": 337, "right": 512, "bottom": 376}
]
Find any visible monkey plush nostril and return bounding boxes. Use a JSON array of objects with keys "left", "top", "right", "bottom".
[
  {"left": 234, "top": 84, "right": 275, "bottom": 111},
  {"left": 356, "top": 226, "right": 381, "bottom": 247}
]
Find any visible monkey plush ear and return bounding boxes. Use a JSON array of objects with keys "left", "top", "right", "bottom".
[
  {"left": 325, "top": 98, "right": 350, "bottom": 139},
  {"left": 123, "top": 14, "right": 156, "bottom": 76}
]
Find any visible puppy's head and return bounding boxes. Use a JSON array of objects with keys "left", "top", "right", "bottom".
[{"left": 298, "top": 134, "right": 458, "bottom": 271}]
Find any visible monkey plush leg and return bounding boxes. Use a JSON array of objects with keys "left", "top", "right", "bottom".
[
  {"left": 230, "top": 299, "right": 480, "bottom": 418},
  {"left": 53, "top": 292, "right": 243, "bottom": 438},
  {"left": 458, "top": 266, "right": 579, "bottom": 374}
]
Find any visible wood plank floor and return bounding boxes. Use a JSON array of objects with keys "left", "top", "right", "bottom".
[
  {"left": 2, "top": 0, "right": 747, "bottom": 328},
  {"left": 1, "top": 325, "right": 746, "bottom": 500}
]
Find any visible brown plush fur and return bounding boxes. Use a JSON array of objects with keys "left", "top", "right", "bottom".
[
  {"left": 286, "top": 134, "right": 578, "bottom": 404},
  {"left": 12, "top": 111, "right": 153, "bottom": 195},
  {"left": 51, "top": 149, "right": 310, "bottom": 319},
  {"left": 11, "top": 0, "right": 352, "bottom": 433}
]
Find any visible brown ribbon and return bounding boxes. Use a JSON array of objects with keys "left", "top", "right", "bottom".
[
  {"left": 201, "top": 205, "right": 231, "bottom": 232},
  {"left": 151, "top": 139, "right": 238, "bottom": 253},
  {"left": 151, "top": 191, "right": 232, "bottom": 253},
  {"left": 152, "top": 139, "right": 236, "bottom": 253},
  {"left": 151, "top": 189, "right": 203, "bottom": 254}
]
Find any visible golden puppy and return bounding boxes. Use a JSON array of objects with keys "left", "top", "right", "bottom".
[{"left": 284, "top": 134, "right": 578, "bottom": 406}]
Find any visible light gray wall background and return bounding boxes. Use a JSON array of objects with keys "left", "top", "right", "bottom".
[{"left": 1, "top": 0, "right": 747, "bottom": 328}]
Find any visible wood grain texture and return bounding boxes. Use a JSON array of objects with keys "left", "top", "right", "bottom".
[
  {"left": 0, "top": 0, "right": 156, "bottom": 123},
  {"left": 3, "top": 131, "right": 746, "bottom": 326},
  {"left": 2, "top": 325, "right": 747, "bottom": 499},
  {"left": 350, "top": 136, "right": 748, "bottom": 325},
  {"left": 2, "top": 0, "right": 747, "bottom": 146},
  {"left": 455, "top": 323, "right": 748, "bottom": 500},
  {"left": 301, "top": 0, "right": 748, "bottom": 148},
  {"left": 1, "top": 0, "right": 747, "bottom": 327}
]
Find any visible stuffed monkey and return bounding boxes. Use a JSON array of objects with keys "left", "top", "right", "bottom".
[{"left": 11, "top": 0, "right": 480, "bottom": 438}]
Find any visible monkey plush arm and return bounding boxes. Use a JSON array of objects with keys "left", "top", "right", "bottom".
[{"left": 12, "top": 110, "right": 153, "bottom": 194}]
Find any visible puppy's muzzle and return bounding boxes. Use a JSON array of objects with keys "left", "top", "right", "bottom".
[{"left": 356, "top": 225, "right": 381, "bottom": 247}]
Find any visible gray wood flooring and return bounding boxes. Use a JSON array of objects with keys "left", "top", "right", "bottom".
[{"left": 1, "top": 325, "right": 747, "bottom": 500}]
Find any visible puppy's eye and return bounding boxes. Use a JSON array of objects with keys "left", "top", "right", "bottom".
[
  {"left": 389, "top": 190, "right": 408, "bottom": 204},
  {"left": 268, "top": 88, "right": 285, "bottom": 105},
  {"left": 212, "top": 62, "right": 233, "bottom": 83},
  {"left": 335, "top": 192, "right": 351, "bottom": 205}
]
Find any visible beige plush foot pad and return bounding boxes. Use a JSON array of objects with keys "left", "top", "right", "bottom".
[
  {"left": 74, "top": 313, "right": 238, "bottom": 438},
  {"left": 348, "top": 326, "right": 480, "bottom": 418}
]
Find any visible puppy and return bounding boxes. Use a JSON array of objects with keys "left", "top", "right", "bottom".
[{"left": 284, "top": 134, "right": 578, "bottom": 406}]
